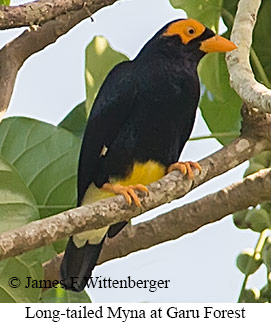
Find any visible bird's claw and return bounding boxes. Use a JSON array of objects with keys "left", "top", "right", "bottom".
[
  {"left": 101, "top": 183, "right": 149, "bottom": 207},
  {"left": 167, "top": 161, "right": 201, "bottom": 180}
]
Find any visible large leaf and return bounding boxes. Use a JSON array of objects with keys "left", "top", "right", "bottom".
[
  {"left": 199, "top": 52, "right": 242, "bottom": 144},
  {"left": 59, "top": 37, "right": 129, "bottom": 139},
  {"left": 0, "top": 157, "right": 43, "bottom": 302},
  {"left": 221, "top": 0, "right": 238, "bottom": 30},
  {"left": 170, "top": 0, "right": 241, "bottom": 144},
  {"left": 0, "top": 117, "right": 83, "bottom": 302},
  {"left": 58, "top": 101, "right": 88, "bottom": 139},
  {"left": 0, "top": 117, "right": 80, "bottom": 218},
  {"left": 0, "top": 156, "right": 38, "bottom": 233},
  {"left": 202, "top": 0, "right": 271, "bottom": 144},
  {"left": 85, "top": 36, "right": 128, "bottom": 115},
  {"left": 0, "top": 250, "right": 43, "bottom": 303},
  {"left": 170, "top": 0, "right": 222, "bottom": 32},
  {"left": 198, "top": 0, "right": 271, "bottom": 144},
  {"left": 251, "top": 0, "right": 271, "bottom": 83},
  {"left": 41, "top": 285, "right": 91, "bottom": 303}
]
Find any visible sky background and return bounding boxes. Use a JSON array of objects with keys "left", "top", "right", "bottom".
[{"left": 0, "top": 0, "right": 265, "bottom": 302}]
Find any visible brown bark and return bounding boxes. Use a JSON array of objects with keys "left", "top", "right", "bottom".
[{"left": 0, "top": 0, "right": 117, "bottom": 30}]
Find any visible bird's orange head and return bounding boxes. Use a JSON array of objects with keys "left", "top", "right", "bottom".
[{"left": 163, "top": 18, "right": 237, "bottom": 53}]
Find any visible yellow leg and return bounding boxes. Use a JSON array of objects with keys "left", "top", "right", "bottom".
[
  {"left": 167, "top": 161, "right": 201, "bottom": 180},
  {"left": 101, "top": 183, "right": 149, "bottom": 207}
]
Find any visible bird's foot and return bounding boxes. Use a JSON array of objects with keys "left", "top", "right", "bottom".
[
  {"left": 167, "top": 161, "right": 201, "bottom": 180},
  {"left": 101, "top": 183, "right": 149, "bottom": 207}
]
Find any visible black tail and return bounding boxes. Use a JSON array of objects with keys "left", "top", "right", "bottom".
[
  {"left": 60, "top": 237, "right": 104, "bottom": 292},
  {"left": 107, "top": 221, "right": 127, "bottom": 238}
]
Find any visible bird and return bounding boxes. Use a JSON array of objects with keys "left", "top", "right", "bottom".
[{"left": 60, "top": 18, "right": 237, "bottom": 292}]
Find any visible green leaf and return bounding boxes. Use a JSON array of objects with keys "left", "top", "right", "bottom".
[
  {"left": 59, "top": 101, "right": 88, "bottom": 139},
  {"left": 85, "top": 36, "right": 128, "bottom": 115},
  {"left": 0, "top": 156, "right": 38, "bottom": 233},
  {"left": 53, "top": 238, "right": 68, "bottom": 254},
  {"left": 170, "top": 0, "right": 222, "bottom": 32},
  {"left": 169, "top": 1, "right": 242, "bottom": 144},
  {"left": 260, "top": 284, "right": 271, "bottom": 302},
  {"left": 39, "top": 245, "right": 58, "bottom": 264},
  {"left": 250, "top": 0, "right": 271, "bottom": 85},
  {"left": 240, "top": 288, "right": 260, "bottom": 303},
  {"left": 233, "top": 210, "right": 249, "bottom": 230},
  {"left": 199, "top": 52, "right": 242, "bottom": 145},
  {"left": 0, "top": 249, "right": 43, "bottom": 303},
  {"left": 61, "top": 38, "right": 129, "bottom": 141},
  {"left": 0, "top": 117, "right": 80, "bottom": 218},
  {"left": 221, "top": 0, "right": 238, "bottom": 30},
  {"left": 245, "top": 209, "right": 271, "bottom": 233},
  {"left": 41, "top": 285, "right": 91, "bottom": 303},
  {"left": 0, "top": 0, "right": 10, "bottom": 5},
  {"left": 0, "top": 117, "right": 82, "bottom": 301},
  {"left": 0, "top": 117, "right": 79, "bottom": 255},
  {"left": 236, "top": 249, "right": 262, "bottom": 275},
  {"left": 0, "top": 157, "right": 43, "bottom": 302},
  {"left": 262, "top": 236, "right": 271, "bottom": 272}
]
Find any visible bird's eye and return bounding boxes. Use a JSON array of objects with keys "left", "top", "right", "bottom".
[{"left": 187, "top": 27, "right": 196, "bottom": 35}]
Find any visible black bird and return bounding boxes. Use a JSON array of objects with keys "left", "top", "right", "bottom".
[{"left": 61, "top": 18, "right": 236, "bottom": 292}]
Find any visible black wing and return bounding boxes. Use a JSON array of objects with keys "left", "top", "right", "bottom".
[{"left": 77, "top": 61, "right": 136, "bottom": 205}]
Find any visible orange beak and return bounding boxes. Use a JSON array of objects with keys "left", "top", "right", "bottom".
[{"left": 199, "top": 35, "right": 237, "bottom": 53}]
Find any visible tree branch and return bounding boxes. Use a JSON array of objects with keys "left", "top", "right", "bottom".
[
  {"left": 98, "top": 167, "right": 271, "bottom": 264},
  {"left": 226, "top": 0, "right": 271, "bottom": 112},
  {"left": 0, "top": 0, "right": 117, "bottom": 119},
  {"left": 44, "top": 165, "right": 271, "bottom": 280},
  {"left": 0, "top": 135, "right": 269, "bottom": 261},
  {"left": 0, "top": 0, "right": 117, "bottom": 30}
]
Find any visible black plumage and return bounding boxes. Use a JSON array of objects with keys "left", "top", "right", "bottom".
[{"left": 79, "top": 23, "right": 215, "bottom": 193}]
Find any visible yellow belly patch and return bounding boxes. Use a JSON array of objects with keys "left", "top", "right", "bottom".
[
  {"left": 74, "top": 160, "right": 166, "bottom": 246},
  {"left": 117, "top": 160, "right": 166, "bottom": 187},
  {"left": 81, "top": 160, "right": 166, "bottom": 205}
]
